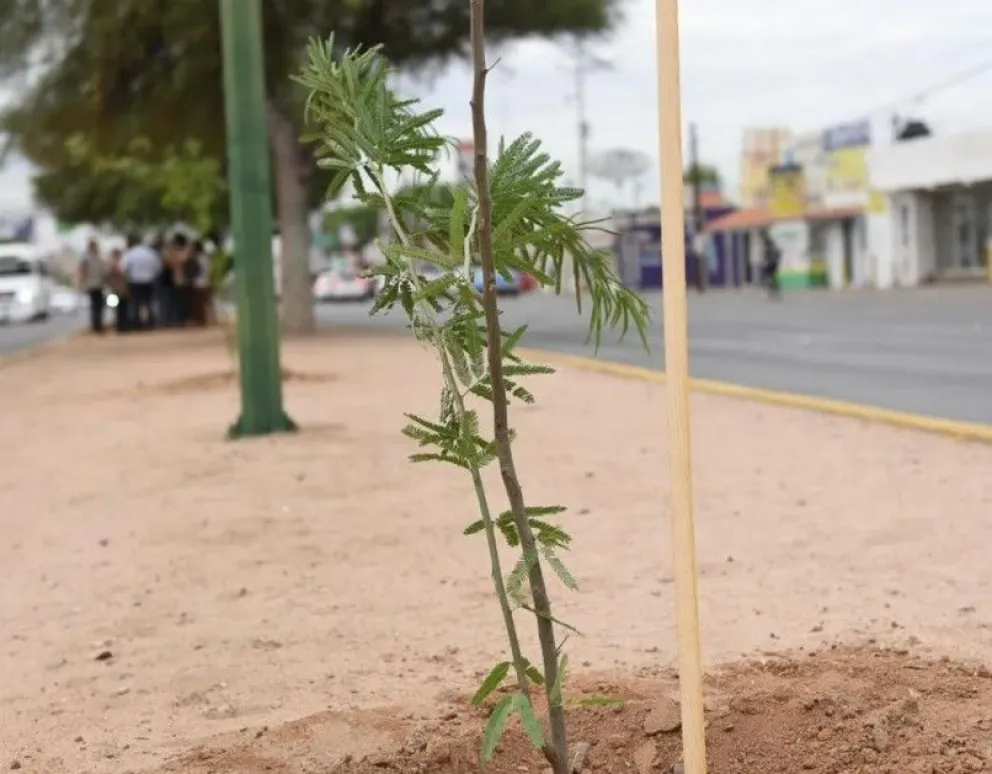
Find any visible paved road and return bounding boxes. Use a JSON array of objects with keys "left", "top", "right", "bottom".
[
  {"left": 0, "top": 312, "right": 85, "bottom": 359},
  {"left": 316, "top": 285, "right": 992, "bottom": 425},
  {"left": 8, "top": 288, "right": 988, "bottom": 425}
]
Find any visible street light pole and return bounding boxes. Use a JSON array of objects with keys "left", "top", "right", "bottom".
[{"left": 220, "top": 0, "right": 296, "bottom": 438}]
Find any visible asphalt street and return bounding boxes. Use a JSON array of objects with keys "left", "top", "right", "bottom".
[
  {"left": 0, "top": 311, "right": 85, "bottom": 359},
  {"left": 4, "top": 287, "right": 988, "bottom": 425},
  {"left": 315, "top": 285, "right": 992, "bottom": 425}
]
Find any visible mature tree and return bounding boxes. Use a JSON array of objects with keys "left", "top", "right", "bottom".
[
  {"left": 683, "top": 162, "right": 721, "bottom": 188},
  {"left": 0, "top": 0, "right": 620, "bottom": 333},
  {"left": 44, "top": 134, "right": 227, "bottom": 233}
]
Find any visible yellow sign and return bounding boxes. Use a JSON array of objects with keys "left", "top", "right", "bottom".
[
  {"left": 769, "top": 165, "right": 805, "bottom": 219},
  {"left": 738, "top": 128, "right": 792, "bottom": 207},
  {"left": 824, "top": 145, "right": 869, "bottom": 194},
  {"left": 867, "top": 189, "right": 887, "bottom": 214}
]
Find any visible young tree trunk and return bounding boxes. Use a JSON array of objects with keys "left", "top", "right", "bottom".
[{"left": 266, "top": 101, "right": 315, "bottom": 335}]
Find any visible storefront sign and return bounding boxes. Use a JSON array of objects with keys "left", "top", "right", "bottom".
[
  {"left": 821, "top": 120, "right": 871, "bottom": 195},
  {"left": 769, "top": 163, "right": 805, "bottom": 219},
  {"left": 821, "top": 120, "right": 871, "bottom": 152},
  {"left": 738, "top": 128, "right": 793, "bottom": 208}
]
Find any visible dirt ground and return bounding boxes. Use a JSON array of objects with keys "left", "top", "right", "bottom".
[{"left": 2, "top": 329, "right": 992, "bottom": 774}]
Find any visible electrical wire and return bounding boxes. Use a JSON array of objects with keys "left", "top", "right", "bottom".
[{"left": 871, "top": 52, "right": 992, "bottom": 117}]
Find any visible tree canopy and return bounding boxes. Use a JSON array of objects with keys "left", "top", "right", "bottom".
[
  {"left": 0, "top": 0, "right": 622, "bottom": 226},
  {"left": 684, "top": 162, "right": 721, "bottom": 188}
]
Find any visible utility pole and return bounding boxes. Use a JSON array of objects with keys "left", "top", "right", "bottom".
[
  {"left": 568, "top": 37, "right": 609, "bottom": 216},
  {"left": 575, "top": 38, "right": 590, "bottom": 215},
  {"left": 220, "top": 0, "right": 296, "bottom": 439},
  {"left": 688, "top": 122, "right": 706, "bottom": 292}
]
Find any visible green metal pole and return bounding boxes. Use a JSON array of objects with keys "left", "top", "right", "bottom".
[{"left": 220, "top": 0, "right": 296, "bottom": 438}]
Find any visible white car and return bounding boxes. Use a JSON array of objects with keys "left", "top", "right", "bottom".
[
  {"left": 0, "top": 244, "right": 53, "bottom": 323},
  {"left": 313, "top": 269, "right": 375, "bottom": 302}
]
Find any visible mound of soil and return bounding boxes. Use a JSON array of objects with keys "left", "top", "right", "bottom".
[{"left": 174, "top": 647, "right": 992, "bottom": 774}]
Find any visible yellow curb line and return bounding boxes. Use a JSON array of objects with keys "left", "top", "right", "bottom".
[
  {"left": 517, "top": 347, "right": 992, "bottom": 444},
  {"left": 0, "top": 329, "right": 86, "bottom": 370}
]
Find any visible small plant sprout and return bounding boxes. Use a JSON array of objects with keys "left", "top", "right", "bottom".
[{"left": 295, "top": 9, "right": 650, "bottom": 771}]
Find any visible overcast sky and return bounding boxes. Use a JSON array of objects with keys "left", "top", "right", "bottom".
[
  {"left": 422, "top": 0, "right": 992, "bottom": 211},
  {"left": 3, "top": 0, "right": 992, "bottom": 215}
]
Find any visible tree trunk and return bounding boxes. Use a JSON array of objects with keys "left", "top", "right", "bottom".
[{"left": 266, "top": 100, "right": 315, "bottom": 335}]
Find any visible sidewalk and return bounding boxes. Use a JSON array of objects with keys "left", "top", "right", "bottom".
[{"left": 2, "top": 330, "right": 992, "bottom": 773}]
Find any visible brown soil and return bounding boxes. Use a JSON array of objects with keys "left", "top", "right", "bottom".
[
  {"left": 3, "top": 329, "right": 992, "bottom": 774},
  {"left": 171, "top": 647, "right": 992, "bottom": 774}
]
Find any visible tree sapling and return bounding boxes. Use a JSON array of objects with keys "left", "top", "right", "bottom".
[{"left": 296, "top": 18, "right": 649, "bottom": 771}]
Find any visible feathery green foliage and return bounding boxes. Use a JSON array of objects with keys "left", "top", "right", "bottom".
[
  {"left": 297, "top": 33, "right": 649, "bottom": 771},
  {"left": 61, "top": 134, "right": 226, "bottom": 233}
]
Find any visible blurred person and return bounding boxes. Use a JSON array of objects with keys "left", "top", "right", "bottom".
[
  {"left": 106, "top": 248, "right": 130, "bottom": 333},
  {"left": 121, "top": 234, "right": 161, "bottom": 330},
  {"left": 170, "top": 232, "right": 197, "bottom": 326},
  {"left": 155, "top": 233, "right": 178, "bottom": 327},
  {"left": 190, "top": 240, "right": 212, "bottom": 326},
  {"left": 760, "top": 229, "right": 782, "bottom": 300},
  {"left": 77, "top": 238, "right": 105, "bottom": 334}
]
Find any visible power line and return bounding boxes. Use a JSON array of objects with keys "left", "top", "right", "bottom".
[{"left": 872, "top": 52, "right": 992, "bottom": 117}]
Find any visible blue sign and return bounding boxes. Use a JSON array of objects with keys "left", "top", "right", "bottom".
[
  {"left": 821, "top": 120, "right": 871, "bottom": 152},
  {"left": 0, "top": 215, "right": 34, "bottom": 243}
]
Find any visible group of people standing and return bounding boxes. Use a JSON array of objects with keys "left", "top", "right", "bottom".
[{"left": 78, "top": 232, "right": 215, "bottom": 334}]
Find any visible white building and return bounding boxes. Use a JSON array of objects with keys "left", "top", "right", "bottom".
[{"left": 867, "top": 130, "right": 992, "bottom": 287}]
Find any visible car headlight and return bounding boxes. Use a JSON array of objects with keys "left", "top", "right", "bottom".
[{"left": 16, "top": 289, "right": 35, "bottom": 304}]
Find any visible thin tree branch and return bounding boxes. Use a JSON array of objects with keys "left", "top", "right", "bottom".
[{"left": 469, "top": 1, "right": 569, "bottom": 771}]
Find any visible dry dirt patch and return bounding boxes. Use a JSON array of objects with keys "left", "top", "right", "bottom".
[
  {"left": 183, "top": 646, "right": 989, "bottom": 774},
  {"left": 1, "top": 330, "right": 991, "bottom": 774}
]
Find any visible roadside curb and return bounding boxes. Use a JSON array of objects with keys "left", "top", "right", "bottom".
[
  {"left": 517, "top": 347, "right": 992, "bottom": 444},
  {"left": 0, "top": 329, "right": 86, "bottom": 370}
]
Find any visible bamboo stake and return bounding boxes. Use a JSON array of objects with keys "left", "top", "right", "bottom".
[{"left": 653, "top": 1, "right": 708, "bottom": 773}]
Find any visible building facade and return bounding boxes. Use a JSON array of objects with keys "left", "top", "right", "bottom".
[
  {"left": 867, "top": 130, "right": 992, "bottom": 287},
  {"left": 738, "top": 128, "right": 794, "bottom": 209},
  {"left": 710, "top": 120, "right": 873, "bottom": 290}
]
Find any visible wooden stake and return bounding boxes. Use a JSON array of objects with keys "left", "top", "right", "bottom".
[{"left": 653, "top": 1, "right": 708, "bottom": 773}]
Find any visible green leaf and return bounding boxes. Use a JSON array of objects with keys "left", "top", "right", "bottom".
[
  {"left": 498, "top": 505, "right": 566, "bottom": 521},
  {"left": 408, "top": 452, "right": 469, "bottom": 469},
  {"left": 471, "top": 661, "right": 511, "bottom": 707},
  {"left": 501, "top": 362, "right": 555, "bottom": 377},
  {"left": 531, "top": 520, "right": 572, "bottom": 549},
  {"left": 495, "top": 517, "right": 519, "bottom": 547},
  {"left": 549, "top": 653, "right": 568, "bottom": 708},
  {"left": 481, "top": 694, "right": 515, "bottom": 761},
  {"left": 506, "top": 548, "right": 540, "bottom": 606},
  {"left": 449, "top": 185, "right": 470, "bottom": 265},
  {"left": 543, "top": 549, "right": 579, "bottom": 590},
  {"left": 512, "top": 692, "right": 546, "bottom": 750},
  {"left": 522, "top": 659, "right": 545, "bottom": 686}
]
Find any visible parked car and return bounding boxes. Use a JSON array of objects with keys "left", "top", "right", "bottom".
[
  {"left": 0, "top": 244, "right": 53, "bottom": 323},
  {"left": 517, "top": 272, "right": 538, "bottom": 292},
  {"left": 472, "top": 268, "right": 520, "bottom": 295},
  {"left": 313, "top": 268, "right": 375, "bottom": 302}
]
